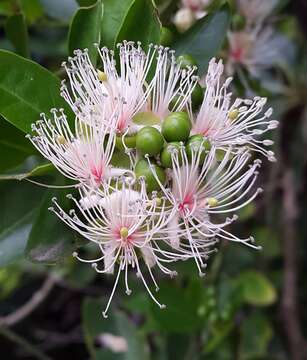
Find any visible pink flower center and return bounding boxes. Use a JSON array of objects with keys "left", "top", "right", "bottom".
[
  {"left": 91, "top": 164, "right": 103, "bottom": 184},
  {"left": 178, "top": 193, "right": 195, "bottom": 215},
  {"left": 117, "top": 115, "right": 128, "bottom": 132},
  {"left": 230, "top": 47, "right": 244, "bottom": 62}
]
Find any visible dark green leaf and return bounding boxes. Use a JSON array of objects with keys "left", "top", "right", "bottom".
[
  {"left": 20, "top": 0, "right": 43, "bottom": 24},
  {"left": 116, "top": 0, "right": 161, "bottom": 49},
  {"left": 0, "top": 50, "right": 72, "bottom": 133},
  {"left": 0, "top": 119, "right": 35, "bottom": 172},
  {"left": 26, "top": 187, "right": 75, "bottom": 264},
  {"left": 151, "top": 280, "right": 205, "bottom": 333},
  {"left": 0, "top": 181, "right": 45, "bottom": 267},
  {"left": 5, "top": 14, "right": 29, "bottom": 58},
  {"left": 100, "top": 0, "right": 134, "bottom": 49},
  {"left": 239, "top": 313, "right": 273, "bottom": 360},
  {"left": 77, "top": 0, "right": 97, "bottom": 6},
  {"left": 68, "top": 0, "right": 103, "bottom": 64},
  {"left": 173, "top": 5, "right": 230, "bottom": 74}
]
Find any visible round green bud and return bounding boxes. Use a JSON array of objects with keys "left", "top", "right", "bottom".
[
  {"left": 160, "top": 27, "right": 173, "bottom": 46},
  {"left": 162, "top": 111, "right": 191, "bottom": 142},
  {"left": 177, "top": 54, "right": 197, "bottom": 69},
  {"left": 135, "top": 158, "right": 166, "bottom": 193},
  {"left": 191, "top": 83, "right": 204, "bottom": 110},
  {"left": 232, "top": 14, "right": 246, "bottom": 31},
  {"left": 115, "top": 134, "right": 136, "bottom": 151},
  {"left": 186, "top": 134, "right": 211, "bottom": 163},
  {"left": 136, "top": 126, "right": 164, "bottom": 156},
  {"left": 160, "top": 142, "right": 182, "bottom": 168}
]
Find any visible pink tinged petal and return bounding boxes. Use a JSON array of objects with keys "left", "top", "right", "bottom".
[
  {"left": 140, "top": 246, "right": 156, "bottom": 268},
  {"left": 168, "top": 215, "right": 180, "bottom": 249}
]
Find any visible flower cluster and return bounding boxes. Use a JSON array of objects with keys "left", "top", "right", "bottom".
[{"left": 27, "top": 42, "right": 278, "bottom": 317}]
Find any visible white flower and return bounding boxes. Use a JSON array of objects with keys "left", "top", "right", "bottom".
[
  {"left": 27, "top": 108, "right": 128, "bottom": 186},
  {"left": 147, "top": 145, "right": 262, "bottom": 275},
  {"left": 61, "top": 42, "right": 197, "bottom": 135},
  {"left": 191, "top": 58, "right": 278, "bottom": 161},
  {"left": 49, "top": 178, "right": 183, "bottom": 317}
]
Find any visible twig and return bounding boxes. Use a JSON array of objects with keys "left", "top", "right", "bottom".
[
  {"left": 281, "top": 169, "right": 307, "bottom": 360},
  {"left": 0, "top": 276, "right": 57, "bottom": 327},
  {"left": 0, "top": 326, "right": 52, "bottom": 360}
]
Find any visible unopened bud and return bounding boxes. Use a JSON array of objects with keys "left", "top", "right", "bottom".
[{"left": 173, "top": 8, "right": 195, "bottom": 33}]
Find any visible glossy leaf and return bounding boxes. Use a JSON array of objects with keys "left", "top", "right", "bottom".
[
  {"left": 77, "top": 0, "right": 97, "bottom": 6},
  {"left": 0, "top": 181, "right": 44, "bottom": 267},
  {"left": 0, "top": 50, "right": 72, "bottom": 133},
  {"left": 151, "top": 280, "right": 205, "bottom": 333},
  {"left": 5, "top": 14, "right": 29, "bottom": 58},
  {"left": 173, "top": 5, "right": 230, "bottom": 74},
  {"left": 238, "top": 271, "right": 277, "bottom": 306},
  {"left": 26, "top": 187, "right": 75, "bottom": 264},
  {"left": 0, "top": 118, "right": 35, "bottom": 172},
  {"left": 100, "top": 0, "right": 134, "bottom": 49},
  {"left": 68, "top": 0, "right": 103, "bottom": 64},
  {"left": 116, "top": 0, "right": 161, "bottom": 49}
]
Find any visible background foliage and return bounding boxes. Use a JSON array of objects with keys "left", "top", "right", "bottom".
[{"left": 0, "top": 0, "right": 307, "bottom": 359}]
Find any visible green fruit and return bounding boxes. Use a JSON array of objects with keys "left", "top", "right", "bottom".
[
  {"left": 160, "top": 142, "right": 182, "bottom": 168},
  {"left": 160, "top": 27, "right": 173, "bottom": 46},
  {"left": 177, "top": 54, "right": 197, "bottom": 69},
  {"left": 232, "top": 14, "right": 246, "bottom": 31},
  {"left": 115, "top": 134, "right": 136, "bottom": 151},
  {"left": 191, "top": 83, "right": 204, "bottom": 110},
  {"left": 162, "top": 112, "right": 191, "bottom": 142},
  {"left": 136, "top": 126, "right": 164, "bottom": 156},
  {"left": 186, "top": 134, "right": 211, "bottom": 163},
  {"left": 135, "top": 158, "right": 166, "bottom": 193}
]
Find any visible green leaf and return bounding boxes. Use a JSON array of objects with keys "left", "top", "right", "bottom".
[
  {"left": 0, "top": 163, "right": 55, "bottom": 181},
  {"left": 100, "top": 0, "right": 134, "bottom": 49},
  {"left": 0, "top": 119, "right": 36, "bottom": 172},
  {"left": 68, "top": 0, "right": 103, "bottom": 65},
  {"left": 5, "top": 14, "right": 29, "bottom": 58},
  {"left": 82, "top": 297, "right": 149, "bottom": 360},
  {"left": 173, "top": 5, "right": 230, "bottom": 74},
  {"left": 116, "top": 0, "right": 161, "bottom": 49},
  {"left": 0, "top": 50, "right": 72, "bottom": 133},
  {"left": 77, "top": 0, "right": 97, "bottom": 6},
  {"left": 25, "top": 187, "right": 75, "bottom": 264},
  {"left": 239, "top": 313, "right": 273, "bottom": 360},
  {"left": 0, "top": 181, "right": 45, "bottom": 267},
  {"left": 19, "top": 0, "right": 43, "bottom": 24},
  {"left": 151, "top": 280, "right": 205, "bottom": 333},
  {"left": 237, "top": 271, "right": 277, "bottom": 307}
]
